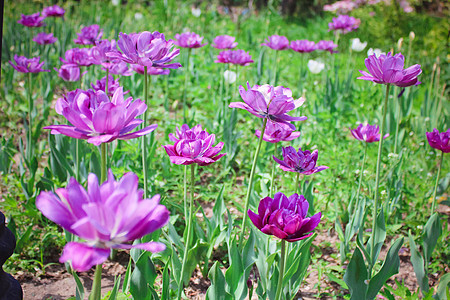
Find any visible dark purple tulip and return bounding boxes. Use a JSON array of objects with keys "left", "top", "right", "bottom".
[
  {"left": 9, "top": 55, "right": 50, "bottom": 73},
  {"left": 290, "top": 40, "right": 317, "bottom": 53},
  {"left": 273, "top": 146, "right": 328, "bottom": 175},
  {"left": 107, "top": 32, "right": 181, "bottom": 69},
  {"left": 163, "top": 124, "right": 226, "bottom": 166},
  {"left": 131, "top": 65, "right": 170, "bottom": 75},
  {"left": 54, "top": 64, "right": 83, "bottom": 82},
  {"left": 214, "top": 50, "right": 254, "bottom": 66},
  {"left": 248, "top": 192, "right": 321, "bottom": 242},
  {"left": 174, "top": 32, "right": 207, "bottom": 48},
  {"left": 42, "top": 5, "right": 65, "bottom": 17},
  {"left": 316, "top": 40, "right": 338, "bottom": 54},
  {"left": 74, "top": 24, "right": 103, "bottom": 45},
  {"left": 229, "top": 83, "right": 307, "bottom": 130},
  {"left": 91, "top": 75, "right": 128, "bottom": 97},
  {"left": 350, "top": 123, "right": 389, "bottom": 143},
  {"left": 358, "top": 52, "right": 422, "bottom": 87},
  {"left": 17, "top": 13, "right": 46, "bottom": 27},
  {"left": 255, "top": 121, "right": 300, "bottom": 143},
  {"left": 36, "top": 170, "right": 169, "bottom": 272},
  {"left": 261, "top": 35, "right": 290, "bottom": 50},
  {"left": 33, "top": 32, "right": 57, "bottom": 45},
  {"left": 44, "top": 87, "right": 157, "bottom": 146},
  {"left": 328, "top": 15, "right": 360, "bottom": 34},
  {"left": 426, "top": 129, "right": 450, "bottom": 153},
  {"left": 61, "top": 48, "right": 93, "bottom": 67},
  {"left": 212, "top": 35, "right": 238, "bottom": 49}
]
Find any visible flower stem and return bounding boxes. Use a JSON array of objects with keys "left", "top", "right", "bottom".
[
  {"left": 369, "top": 83, "right": 390, "bottom": 276},
  {"left": 273, "top": 51, "right": 279, "bottom": 86},
  {"left": 393, "top": 86, "right": 400, "bottom": 154},
  {"left": 270, "top": 143, "right": 278, "bottom": 197},
  {"left": 239, "top": 118, "right": 268, "bottom": 248},
  {"left": 295, "top": 172, "right": 300, "bottom": 195},
  {"left": 89, "top": 264, "right": 102, "bottom": 300},
  {"left": 274, "top": 239, "right": 286, "bottom": 300},
  {"left": 105, "top": 68, "right": 109, "bottom": 97},
  {"left": 27, "top": 72, "right": 33, "bottom": 162},
  {"left": 431, "top": 152, "right": 444, "bottom": 214},
  {"left": 142, "top": 68, "right": 149, "bottom": 199},
  {"left": 351, "top": 143, "right": 368, "bottom": 215},
  {"left": 177, "top": 164, "right": 195, "bottom": 300},
  {"left": 101, "top": 143, "right": 107, "bottom": 183},
  {"left": 183, "top": 49, "right": 192, "bottom": 123},
  {"left": 184, "top": 165, "right": 188, "bottom": 219}
]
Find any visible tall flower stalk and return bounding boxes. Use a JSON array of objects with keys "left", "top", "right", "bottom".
[
  {"left": 431, "top": 152, "right": 444, "bottom": 213},
  {"left": 274, "top": 239, "right": 286, "bottom": 300},
  {"left": 183, "top": 49, "right": 192, "bottom": 122},
  {"left": 142, "top": 67, "right": 149, "bottom": 198}
]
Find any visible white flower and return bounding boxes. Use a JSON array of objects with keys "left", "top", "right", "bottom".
[
  {"left": 111, "top": 0, "right": 120, "bottom": 6},
  {"left": 351, "top": 38, "right": 367, "bottom": 52},
  {"left": 134, "top": 12, "right": 143, "bottom": 20},
  {"left": 191, "top": 7, "right": 201, "bottom": 17},
  {"left": 224, "top": 70, "right": 236, "bottom": 84},
  {"left": 367, "top": 48, "right": 385, "bottom": 58},
  {"left": 307, "top": 59, "right": 325, "bottom": 74}
]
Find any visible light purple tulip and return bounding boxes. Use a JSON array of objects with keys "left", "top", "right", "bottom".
[
  {"left": 90, "top": 75, "right": 128, "bottom": 97},
  {"left": 54, "top": 64, "right": 83, "bottom": 82},
  {"left": 36, "top": 170, "right": 169, "bottom": 272},
  {"left": 426, "top": 129, "right": 450, "bottom": 153},
  {"left": 350, "top": 123, "right": 389, "bottom": 143},
  {"left": 9, "top": 55, "right": 50, "bottom": 73},
  {"left": 42, "top": 5, "right": 65, "bottom": 17},
  {"left": 290, "top": 40, "right": 317, "bottom": 53},
  {"left": 163, "top": 124, "right": 226, "bottom": 166},
  {"left": 229, "top": 82, "right": 307, "bottom": 130},
  {"left": 74, "top": 24, "right": 103, "bottom": 45},
  {"left": 91, "top": 39, "right": 118, "bottom": 68},
  {"left": 131, "top": 65, "right": 170, "bottom": 76},
  {"left": 255, "top": 121, "right": 300, "bottom": 143},
  {"left": 261, "top": 35, "right": 290, "bottom": 50},
  {"left": 60, "top": 48, "right": 93, "bottom": 67},
  {"left": 273, "top": 146, "right": 329, "bottom": 175},
  {"left": 212, "top": 35, "right": 238, "bottom": 49},
  {"left": 33, "top": 32, "right": 57, "bottom": 45},
  {"left": 107, "top": 32, "right": 181, "bottom": 69},
  {"left": 17, "top": 13, "right": 46, "bottom": 27},
  {"left": 44, "top": 87, "right": 157, "bottom": 146},
  {"left": 248, "top": 192, "right": 321, "bottom": 242},
  {"left": 358, "top": 52, "right": 422, "bottom": 87},
  {"left": 316, "top": 40, "right": 338, "bottom": 53},
  {"left": 214, "top": 50, "right": 254, "bottom": 66},
  {"left": 106, "top": 61, "right": 132, "bottom": 76},
  {"left": 174, "top": 32, "right": 207, "bottom": 48},
  {"left": 328, "top": 15, "right": 360, "bottom": 33}
]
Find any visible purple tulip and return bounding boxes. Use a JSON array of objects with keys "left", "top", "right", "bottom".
[
  {"left": 54, "top": 64, "right": 83, "bottom": 82},
  {"left": 273, "top": 146, "right": 329, "bottom": 175},
  {"left": 163, "top": 124, "right": 226, "bottom": 166},
  {"left": 9, "top": 55, "right": 50, "bottom": 73},
  {"left": 74, "top": 24, "right": 103, "bottom": 45},
  {"left": 42, "top": 5, "right": 65, "bottom": 18},
  {"left": 91, "top": 39, "right": 118, "bottom": 68},
  {"left": 358, "top": 52, "right": 422, "bottom": 87},
  {"left": 212, "top": 35, "right": 238, "bottom": 49},
  {"left": 290, "top": 40, "right": 317, "bottom": 53},
  {"left": 36, "top": 170, "right": 169, "bottom": 272},
  {"left": 255, "top": 121, "right": 301, "bottom": 143},
  {"left": 261, "top": 35, "right": 290, "bottom": 50},
  {"left": 107, "top": 61, "right": 132, "bottom": 76},
  {"left": 229, "top": 83, "right": 307, "bottom": 130},
  {"left": 90, "top": 75, "right": 128, "bottom": 97},
  {"left": 44, "top": 87, "right": 157, "bottom": 146},
  {"left": 61, "top": 48, "right": 93, "bottom": 67},
  {"left": 248, "top": 192, "right": 321, "bottom": 242},
  {"left": 328, "top": 15, "right": 360, "bottom": 34},
  {"left": 316, "top": 40, "right": 338, "bottom": 54},
  {"left": 107, "top": 32, "right": 181, "bottom": 69},
  {"left": 33, "top": 32, "right": 57, "bottom": 45},
  {"left": 426, "top": 129, "right": 450, "bottom": 153},
  {"left": 350, "top": 123, "right": 389, "bottom": 143},
  {"left": 174, "top": 32, "right": 207, "bottom": 48},
  {"left": 214, "top": 50, "right": 254, "bottom": 66},
  {"left": 131, "top": 65, "right": 170, "bottom": 75},
  {"left": 17, "top": 13, "right": 46, "bottom": 27}
]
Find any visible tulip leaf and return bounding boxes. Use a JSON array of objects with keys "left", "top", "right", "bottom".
[
  {"left": 367, "top": 237, "right": 404, "bottom": 299},
  {"left": 409, "top": 232, "right": 428, "bottom": 294},
  {"left": 206, "top": 261, "right": 232, "bottom": 300},
  {"left": 344, "top": 247, "right": 368, "bottom": 300},
  {"left": 422, "top": 213, "right": 442, "bottom": 265},
  {"left": 107, "top": 275, "right": 121, "bottom": 300},
  {"left": 184, "top": 240, "right": 208, "bottom": 285},
  {"left": 434, "top": 273, "right": 450, "bottom": 300},
  {"left": 286, "top": 235, "right": 315, "bottom": 299},
  {"left": 366, "top": 208, "right": 386, "bottom": 267},
  {"left": 130, "top": 251, "right": 157, "bottom": 300},
  {"left": 71, "top": 270, "right": 85, "bottom": 300},
  {"left": 122, "top": 257, "right": 132, "bottom": 293},
  {"left": 225, "top": 239, "right": 244, "bottom": 293},
  {"left": 161, "top": 258, "right": 170, "bottom": 300}
]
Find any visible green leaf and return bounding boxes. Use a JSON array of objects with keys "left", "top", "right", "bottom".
[
  {"left": 71, "top": 271, "right": 85, "bottom": 300},
  {"left": 184, "top": 241, "right": 208, "bottom": 285},
  {"left": 367, "top": 237, "right": 404, "bottom": 299},
  {"left": 122, "top": 257, "right": 132, "bottom": 293},
  {"left": 327, "top": 272, "right": 348, "bottom": 290},
  {"left": 225, "top": 240, "right": 244, "bottom": 293},
  {"left": 409, "top": 232, "right": 428, "bottom": 294},
  {"left": 422, "top": 213, "right": 442, "bottom": 265},
  {"left": 367, "top": 208, "right": 386, "bottom": 267},
  {"left": 287, "top": 236, "right": 315, "bottom": 300},
  {"left": 107, "top": 275, "right": 121, "bottom": 300},
  {"left": 434, "top": 273, "right": 450, "bottom": 300},
  {"left": 130, "top": 252, "right": 157, "bottom": 300},
  {"left": 161, "top": 259, "right": 170, "bottom": 300},
  {"left": 206, "top": 262, "right": 232, "bottom": 300},
  {"left": 344, "top": 247, "right": 368, "bottom": 300}
]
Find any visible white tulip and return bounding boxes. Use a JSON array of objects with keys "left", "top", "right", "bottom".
[
  {"left": 224, "top": 70, "right": 236, "bottom": 84},
  {"left": 307, "top": 60, "right": 325, "bottom": 74},
  {"left": 191, "top": 7, "right": 201, "bottom": 17},
  {"left": 134, "top": 13, "right": 143, "bottom": 20},
  {"left": 111, "top": 0, "right": 120, "bottom": 6},
  {"left": 351, "top": 38, "right": 367, "bottom": 52},
  {"left": 367, "top": 48, "right": 385, "bottom": 58}
]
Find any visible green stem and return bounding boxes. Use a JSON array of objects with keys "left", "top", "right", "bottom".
[
  {"left": 233, "top": 64, "right": 239, "bottom": 102},
  {"left": 369, "top": 83, "right": 390, "bottom": 276},
  {"left": 273, "top": 51, "right": 279, "bottom": 86},
  {"left": 352, "top": 143, "right": 368, "bottom": 215},
  {"left": 177, "top": 164, "right": 195, "bottom": 300},
  {"left": 101, "top": 143, "right": 107, "bottom": 183},
  {"left": 183, "top": 49, "right": 192, "bottom": 123},
  {"left": 105, "top": 68, "right": 109, "bottom": 97},
  {"left": 184, "top": 165, "right": 188, "bottom": 218},
  {"left": 274, "top": 239, "right": 286, "bottom": 300},
  {"left": 239, "top": 118, "right": 268, "bottom": 248},
  {"left": 295, "top": 172, "right": 300, "bottom": 195},
  {"left": 142, "top": 68, "right": 149, "bottom": 199},
  {"left": 431, "top": 152, "right": 444, "bottom": 214},
  {"left": 27, "top": 72, "right": 33, "bottom": 162},
  {"left": 393, "top": 86, "right": 400, "bottom": 154},
  {"left": 270, "top": 143, "right": 278, "bottom": 197},
  {"left": 89, "top": 264, "right": 102, "bottom": 300}
]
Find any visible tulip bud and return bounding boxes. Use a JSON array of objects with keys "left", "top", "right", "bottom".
[
  {"left": 409, "top": 31, "right": 415, "bottom": 40},
  {"left": 397, "top": 37, "right": 403, "bottom": 51}
]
